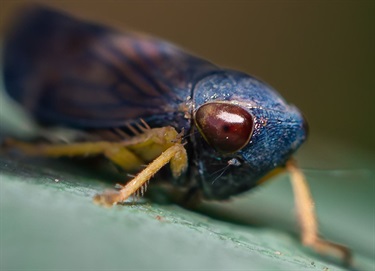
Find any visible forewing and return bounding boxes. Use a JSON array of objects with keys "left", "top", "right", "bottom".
[{"left": 3, "top": 6, "right": 217, "bottom": 128}]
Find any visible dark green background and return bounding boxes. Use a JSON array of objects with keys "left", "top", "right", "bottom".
[
  {"left": 1, "top": 0, "right": 373, "bottom": 152},
  {"left": 0, "top": 1, "right": 374, "bottom": 270}
]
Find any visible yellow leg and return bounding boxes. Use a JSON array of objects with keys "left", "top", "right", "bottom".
[
  {"left": 286, "top": 159, "right": 352, "bottom": 266},
  {"left": 93, "top": 143, "right": 187, "bottom": 207},
  {"left": 5, "top": 138, "right": 113, "bottom": 156},
  {"left": 5, "top": 138, "right": 143, "bottom": 171},
  {"left": 103, "top": 145, "right": 144, "bottom": 171},
  {"left": 5, "top": 125, "right": 188, "bottom": 206},
  {"left": 4, "top": 126, "right": 184, "bottom": 172}
]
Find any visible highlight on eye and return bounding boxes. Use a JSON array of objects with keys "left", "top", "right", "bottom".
[{"left": 194, "top": 102, "right": 254, "bottom": 153}]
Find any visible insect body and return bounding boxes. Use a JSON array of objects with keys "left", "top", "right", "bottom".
[
  {"left": 3, "top": 6, "right": 307, "bottom": 200},
  {"left": 2, "top": 5, "right": 351, "bottom": 265}
]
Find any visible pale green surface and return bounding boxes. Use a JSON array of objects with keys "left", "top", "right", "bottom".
[{"left": 0, "top": 152, "right": 374, "bottom": 271}]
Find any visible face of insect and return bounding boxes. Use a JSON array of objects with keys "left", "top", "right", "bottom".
[{"left": 192, "top": 71, "right": 308, "bottom": 200}]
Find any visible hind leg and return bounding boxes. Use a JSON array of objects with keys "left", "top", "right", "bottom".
[
  {"left": 5, "top": 126, "right": 188, "bottom": 206},
  {"left": 4, "top": 138, "right": 143, "bottom": 171}
]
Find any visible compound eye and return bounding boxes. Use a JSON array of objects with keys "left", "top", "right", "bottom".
[{"left": 194, "top": 103, "right": 254, "bottom": 153}]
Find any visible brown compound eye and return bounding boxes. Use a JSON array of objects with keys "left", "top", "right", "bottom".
[{"left": 194, "top": 103, "right": 254, "bottom": 153}]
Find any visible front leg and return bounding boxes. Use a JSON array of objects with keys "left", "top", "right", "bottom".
[{"left": 286, "top": 159, "right": 352, "bottom": 266}]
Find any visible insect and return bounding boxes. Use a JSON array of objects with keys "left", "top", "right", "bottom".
[{"left": 2, "top": 5, "right": 351, "bottom": 265}]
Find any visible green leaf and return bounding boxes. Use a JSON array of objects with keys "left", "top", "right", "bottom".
[{"left": 1, "top": 86, "right": 374, "bottom": 271}]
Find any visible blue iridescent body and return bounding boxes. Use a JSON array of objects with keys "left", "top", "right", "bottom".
[{"left": 3, "top": 6, "right": 308, "bottom": 200}]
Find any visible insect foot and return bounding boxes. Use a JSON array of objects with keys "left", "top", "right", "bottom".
[{"left": 93, "top": 190, "right": 123, "bottom": 207}]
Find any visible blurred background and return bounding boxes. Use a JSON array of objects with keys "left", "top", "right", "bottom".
[
  {"left": 0, "top": 0, "right": 374, "bottom": 154},
  {"left": 0, "top": 1, "right": 374, "bottom": 269}
]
